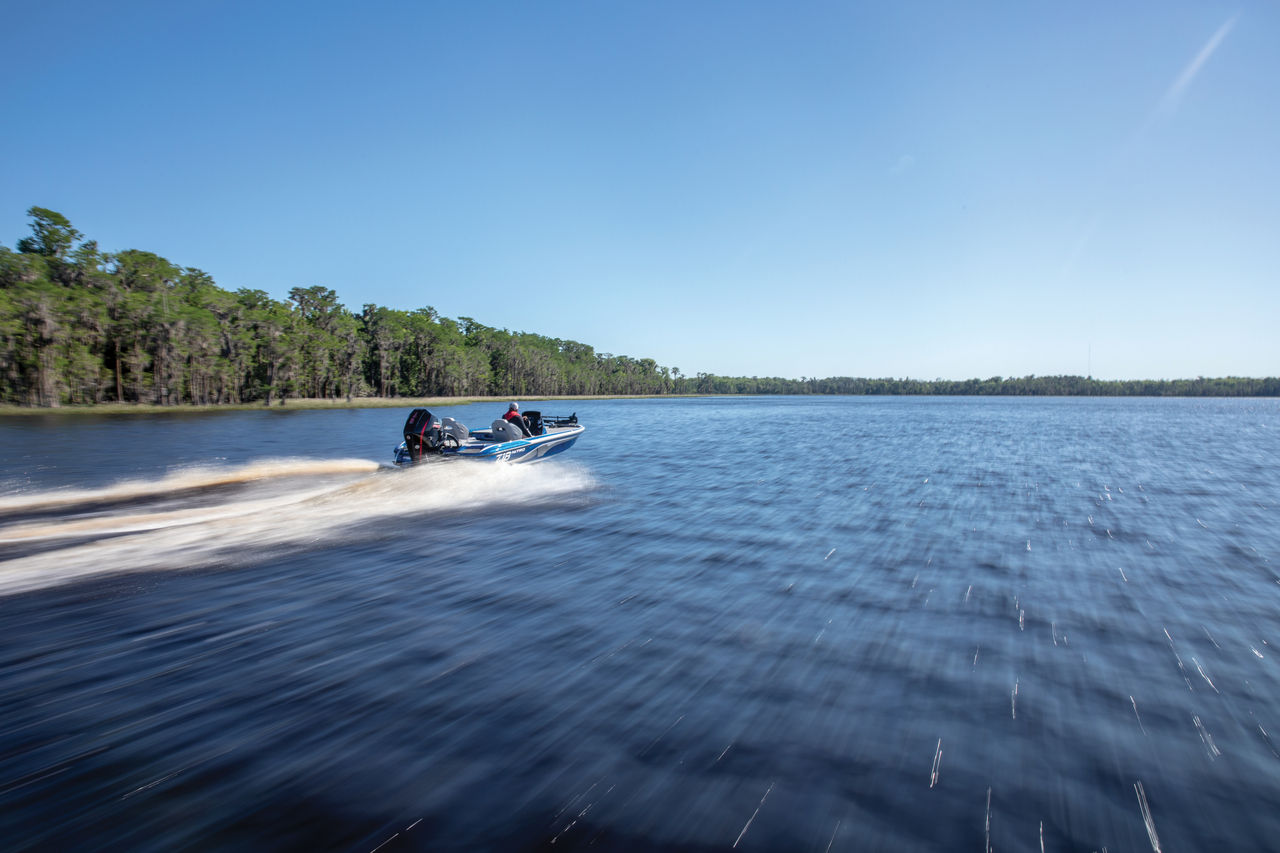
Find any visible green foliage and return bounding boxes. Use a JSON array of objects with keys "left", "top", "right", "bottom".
[
  {"left": 15, "top": 207, "right": 82, "bottom": 259},
  {"left": 663, "top": 374, "right": 1280, "bottom": 397},
  {"left": 0, "top": 205, "right": 1276, "bottom": 407}
]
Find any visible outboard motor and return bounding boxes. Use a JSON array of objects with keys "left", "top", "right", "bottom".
[
  {"left": 400, "top": 409, "right": 469, "bottom": 462},
  {"left": 401, "top": 408, "right": 436, "bottom": 462}
]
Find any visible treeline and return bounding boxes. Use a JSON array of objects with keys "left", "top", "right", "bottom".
[
  {"left": 680, "top": 374, "right": 1280, "bottom": 397},
  {"left": 0, "top": 207, "right": 676, "bottom": 406},
  {"left": 1, "top": 206, "right": 1275, "bottom": 407}
]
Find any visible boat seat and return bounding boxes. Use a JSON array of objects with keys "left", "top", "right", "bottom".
[
  {"left": 440, "top": 417, "right": 469, "bottom": 446},
  {"left": 490, "top": 419, "right": 526, "bottom": 442}
]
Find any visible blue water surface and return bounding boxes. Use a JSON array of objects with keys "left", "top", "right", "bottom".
[{"left": 1, "top": 396, "right": 1278, "bottom": 851}]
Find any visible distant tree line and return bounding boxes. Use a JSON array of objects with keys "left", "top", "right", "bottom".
[
  {"left": 0, "top": 207, "right": 676, "bottom": 406},
  {"left": 1, "top": 207, "right": 1275, "bottom": 407},
  {"left": 679, "top": 373, "right": 1280, "bottom": 397}
]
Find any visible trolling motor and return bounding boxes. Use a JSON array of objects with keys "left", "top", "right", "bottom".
[{"left": 518, "top": 411, "right": 577, "bottom": 436}]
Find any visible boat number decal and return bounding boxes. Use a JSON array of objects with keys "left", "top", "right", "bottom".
[{"left": 497, "top": 451, "right": 512, "bottom": 462}]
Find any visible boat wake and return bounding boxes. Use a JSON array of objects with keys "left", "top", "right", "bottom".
[{"left": 0, "top": 458, "right": 596, "bottom": 596}]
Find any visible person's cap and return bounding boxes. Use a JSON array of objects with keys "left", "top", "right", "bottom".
[{"left": 509, "top": 402, "right": 519, "bottom": 410}]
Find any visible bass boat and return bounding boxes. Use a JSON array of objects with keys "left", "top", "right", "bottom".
[{"left": 393, "top": 408, "right": 584, "bottom": 465}]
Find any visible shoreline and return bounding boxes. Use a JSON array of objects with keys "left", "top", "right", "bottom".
[
  {"left": 2, "top": 391, "right": 1277, "bottom": 417},
  {"left": 0, "top": 395, "right": 674, "bottom": 417}
]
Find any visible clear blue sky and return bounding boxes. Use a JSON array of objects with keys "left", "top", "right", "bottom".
[{"left": 3, "top": 1, "right": 1276, "bottom": 380}]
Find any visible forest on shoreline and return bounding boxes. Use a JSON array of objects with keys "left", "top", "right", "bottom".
[{"left": 2, "top": 206, "right": 1276, "bottom": 408}]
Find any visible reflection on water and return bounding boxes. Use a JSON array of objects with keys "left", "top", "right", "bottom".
[{"left": 0, "top": 397, "right": 1278, "bottom": 851}]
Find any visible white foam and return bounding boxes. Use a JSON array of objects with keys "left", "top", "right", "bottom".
[
  {"left": 0, "top": 459, "right": 596, "bottom": 596},
  {"left": 0, "top": 458, "right": 383, "bottom": 512}
]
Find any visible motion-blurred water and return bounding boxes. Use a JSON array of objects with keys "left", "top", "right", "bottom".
[{"left": 1, "top": 397, "right": 1278, "bottom": 851}]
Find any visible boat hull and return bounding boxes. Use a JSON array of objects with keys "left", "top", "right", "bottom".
[{"left": 394, "top": 423, "right": 584, "bottom": 465}]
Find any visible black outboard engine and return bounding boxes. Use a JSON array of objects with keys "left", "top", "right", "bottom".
[
  {"left": 401, "top": 408, "right": 436, "bottom": 462},
  {"left": 400, "top": 409, "right": 468, "bottom": 462}
]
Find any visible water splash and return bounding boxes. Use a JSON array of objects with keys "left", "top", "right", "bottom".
[
  {"left": 0, "top": 458, "right": 595, "bottom": 596},
  {"left": 0, "top": 458, "right": 381, "bottom": 512}
]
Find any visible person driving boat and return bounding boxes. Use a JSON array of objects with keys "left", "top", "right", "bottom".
[{"left": 502, "top": 402, "right": 533, "bottom": 437}]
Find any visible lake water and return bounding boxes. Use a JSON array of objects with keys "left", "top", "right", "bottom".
[{"left": 1, "top": 396, "right": 1278, "bottom": 851}]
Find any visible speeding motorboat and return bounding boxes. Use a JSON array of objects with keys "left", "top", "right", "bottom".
[{"left": 393, "top": 408, "right": 585, "bottom": 465}]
